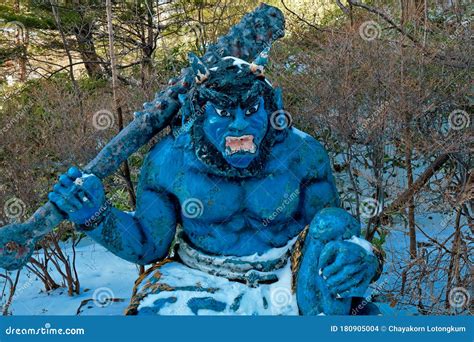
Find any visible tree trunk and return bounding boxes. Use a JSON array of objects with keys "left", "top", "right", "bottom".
[
  {"left": 74, "top": 23, "right": 104, "bottom": 78},
  {"left": 50, "top": 0, "right": 85, "bottom": 132},
  {"left": 140, "top": 0, "right": 155, "bottom": 86},
  {"left": 445, "top": 207, "right": 462, "bottom": 310},
  {"left": 106, "top": 0, "right": 136, "bottom": 208}
]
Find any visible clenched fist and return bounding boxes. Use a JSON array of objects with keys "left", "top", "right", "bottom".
[
  {"left": 319, "top": 239, "right": 378, "bottom": 298},
  {"left": 48, "top": 167, "right": 106, "bottom": 226}
]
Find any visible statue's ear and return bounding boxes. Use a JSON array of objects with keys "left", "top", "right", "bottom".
[
  {"left": 188, "top": 52, "right": 210, "bottom": 84},
  {"left": 274, "top": 87, "right": 283, "bottom": 110}
]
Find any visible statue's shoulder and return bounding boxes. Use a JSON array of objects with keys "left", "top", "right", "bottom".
[
  {"left": 147, "top": 135, "right": 181, "bottom": 163},
  {"left": 141, "top": 134, "right": 185, "bottom": 182},
  {"left": 283, "top": 128, "right": 332, "bottom": 180}
]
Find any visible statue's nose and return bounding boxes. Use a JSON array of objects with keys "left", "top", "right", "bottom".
[{"left": 228, "top": 107, "right": 249, "bottom": 131}]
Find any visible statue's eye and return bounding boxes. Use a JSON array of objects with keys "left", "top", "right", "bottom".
[
  {"left": 246, "top": 102, "right": 259, "bottom": 116},
  {"left": 215, "top": 108, "right": 231, "bottom": 117}
]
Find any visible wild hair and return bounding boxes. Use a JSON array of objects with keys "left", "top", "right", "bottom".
[{"left": 194, "top": 56, "right": 277, "bottom": 112}]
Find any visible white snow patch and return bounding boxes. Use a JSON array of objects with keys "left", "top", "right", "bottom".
[
  {"left": 4, "top": 238, "right": 138, "bottom": 315},
  {"left": 222, "top": 56, "right": 250, "bottom": 69},
  {"left": 345, "top": 236, "right": 374, "bottom": 255}
]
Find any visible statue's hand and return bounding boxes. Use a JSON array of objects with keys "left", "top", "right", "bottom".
[
  {"left": 319, "top": 240, "right": 378, "bottom": 298},
  {"left": 48, "top": 167, "right": 106, "bottom": 226}
]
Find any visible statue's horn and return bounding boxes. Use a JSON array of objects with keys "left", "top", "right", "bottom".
[
  {"left": 188, "top": 52, "right": 210, "bottom": 84},
  {"left": 250, "top": 46, "right": 270, "bottom": 76}
]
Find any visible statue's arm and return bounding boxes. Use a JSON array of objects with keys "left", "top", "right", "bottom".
[
  {"left": 295, "top": 134, "right": 382, "bottom": 314},
  {"left": 48, "top": 141, "right": 179, "bottom": 265},
  {"left": 81, "top": 188, "right": 178, "bottom": 265},
  {"left": 299, "top": 140, "right": 383, "bottom": 282},
  {"left": 296, "top": 133, "right": 340, "bottom": 222}
]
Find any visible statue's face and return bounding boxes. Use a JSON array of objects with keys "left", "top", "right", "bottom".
[{"left": 203, "top": 96, "right": 268, "bottom": 168}]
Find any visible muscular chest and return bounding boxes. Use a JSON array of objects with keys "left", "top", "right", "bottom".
[{"left": 171, "top": 170, "right": 301, "bottom": 224}]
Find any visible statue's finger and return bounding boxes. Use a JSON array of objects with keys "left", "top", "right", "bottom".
[
  {"left": 59, "top": 174, "right": 74, "bottom": 187},
  {"left": 322, "top": 258, "right": 347, "bottom": 279},
  {"left": 318, "top": 241, "right": 339, "bottom": 270},
  {"left": 322, "top": 252, "right": 362, "bottom": 278},
  {"left": 336, "top": 275, "right": 367, "bottom": 298},
  {"left": 48, "top": 192, "right": 76, "bottom": 214},
  {"left": 67, "top": 167, "right": 82, "bottom": 180},
  {"left": 321, "top": 260, "right": 343, "bottom": 279},
  {"left": 326, "top": 264, "right": 361, "bottom": 287},
  {"left": 53, "top": 187, "right": 83, "bottom": 210}
]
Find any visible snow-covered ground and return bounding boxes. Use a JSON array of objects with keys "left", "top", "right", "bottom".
[
  {"left": 3, "top": 213, "right": 464, "bottom": 316},
  {"left": 7, "top": 238, "right": 138, "bottom": 315}
]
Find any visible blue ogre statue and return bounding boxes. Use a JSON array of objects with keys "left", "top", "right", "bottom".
[
  {"left": 49, "top": 51, "right": 382, "bottom": 316},
  {"left": 2, "top": 4, "right": 382, "bottom": 315}
]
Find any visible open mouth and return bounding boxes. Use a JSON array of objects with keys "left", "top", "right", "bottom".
[{"left": 225, "top": 135, "right": 257, "bottom": 155}]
